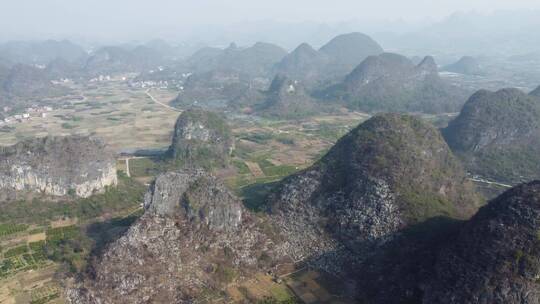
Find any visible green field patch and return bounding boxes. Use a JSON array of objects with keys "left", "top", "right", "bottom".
[
  {"left": 4, "top": 244, "right": 29, "bottom": 258},
  {"left": 0, "top": 223, "right": 29, "bottom": 238},
  {"left": 0, "top": 174, "right": 145, "bottom": 224},
  {"left": 129, "top": 158, "right": 160, "bottom": 177}
]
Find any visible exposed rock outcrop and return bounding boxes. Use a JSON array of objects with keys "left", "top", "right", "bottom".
[
  {"left": 67, "top": 114, "right": 487, "bottom": 303},
  {"left": 168, "top": 109, "right": 234, "bottom": 169},
  {"left": 67, "top": 170, "right": 281, "bottom": 303},
  {"left": 424, "top": 181, "right": 540, "bottom": 303},
  {"left": 268, "top": 114, "right": 480, "bottom": 273},
  {"left": 0, "top": 136, "right": 117, "bottom": 199},
  {"left": 443, "top": 88, "right": 540, "bottom": 184}
]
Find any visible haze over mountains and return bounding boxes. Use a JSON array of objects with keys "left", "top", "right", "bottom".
[{"left": 2, "top": 3, "right": 540, "bottom": 304}]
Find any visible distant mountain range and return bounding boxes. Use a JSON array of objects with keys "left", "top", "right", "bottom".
[
  {"left": 0, "top": 63, "right": 70, "bottom": 111},
  {"left": 274, "top": 32, "right": 384, "bottom": 86},
  {"left": 320, "top": 53, "right": 469, "bottom": 113}
]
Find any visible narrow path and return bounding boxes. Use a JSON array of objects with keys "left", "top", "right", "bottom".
[
  {"left": 145, "top": 88, "right": 181, "bottom": 112},
  {"left": 118, "top": 156, "right": 149, "bottom": 178},
  {"left": 468, "top": 177, "right": 512, "bottom": 188},
  {"left": 125, "top": 158, "right": 131, "bottom": 177}
]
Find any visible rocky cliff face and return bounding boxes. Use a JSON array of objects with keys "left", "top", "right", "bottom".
[
  {"left": 67, "top": 170, "right": 281, "bottom": 303},
  {"left": 321, "top": 53, "right": 469, "bottom": 114},
  {"left": 443, "top": 88, "right": 540, "bottom": 184},
  {"left": 168, "top": 109, "right": 234, "bottom": 169},
  {"left": 424, "top": 181, "right": 540, "bottom": 304},
  {"left": 0, "top": 136, "right": 117, "bottom": 199},
  {"left": 66, "top": 115, "right": 495, "bottom": 303},
  {"left": 268, "top": 114, "right": 480, "bottom": 273}
]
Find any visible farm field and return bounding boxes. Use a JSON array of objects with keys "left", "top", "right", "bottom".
[
  {"left": 0, "top": 174, "right": 146, "bottom": 304},
  {"left": 0, "top": 78, "right": 461, "bottom": 303},
  {"left": 0, "top": 81, "right": 180, "bottom": 152}
]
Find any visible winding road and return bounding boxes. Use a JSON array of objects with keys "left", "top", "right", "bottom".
[{"left": 145, "top": 89, "right": 181, "bottom": 112}]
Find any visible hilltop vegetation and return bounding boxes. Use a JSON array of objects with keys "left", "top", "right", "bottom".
[
  {"left": 443, "top": 88, "right": 540, "bottom": 184},
  {"left": 167, "top": 109, "right": 234, "bottom": 169},
  {"left": 320, "top": 54, "right": 469, "bottom": 114}
]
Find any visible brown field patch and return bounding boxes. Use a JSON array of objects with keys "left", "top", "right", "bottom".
[
  {"left": 50, "top": 217, "right": 77, "bottom": 228},
  {"left": 244, "top": 161, "right": 265, "bottom": 178},
  {"left": 26, "top": 233, "right": 46, "bottom": 243}
]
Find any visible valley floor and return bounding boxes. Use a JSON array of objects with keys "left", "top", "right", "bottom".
[{"left": 0, "top": 79, "right": 509, "bottom": 304}]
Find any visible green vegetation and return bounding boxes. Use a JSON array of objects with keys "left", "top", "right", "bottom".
[
  {"left": 257, "top": 297, "right": 299, "bottom": 304},
  {"left": 0, "top": 242, "right": 49, "bottom": 278},
  {"left": 0, "top": 174, "right": 146, "bottom": 280},
  {"left": 215, "top": 264, "right": 237, "bottom": 283},
  {"left": 240, "top": 131, "right": 273, "bottom": 144},
  {"left": 61, "top": 122, "right": 76, "bottom": 129},
  {"left": 0, "top": 223, "right": 29, "bottom": 238},
  {"left": 233, "top": 159, "right": 251, "bottom": 175},
  {"left": 30, "top": 293, "right": 59, "bottom": 304},
  {"left": 4, "top": 245, "right": 29, "bottom": 258},
  {"left": 0, "top": 173, "right": 145, "bottom": 224},
  {"left": 169, "top": 109, "right": 234, "bottom": 170},
  {"left": 240, "top": 181, "right": 279, "bottom": 212},
  {"left": 129, "top": 158, "right": 161, "bottom": 177},
  {"left": 400, "top": 191, "right": 457, "bottom": 224}
]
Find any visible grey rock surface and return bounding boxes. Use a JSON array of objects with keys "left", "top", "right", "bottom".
[{"left": 0, "top": 136, "right": 117, "bottom": 198}]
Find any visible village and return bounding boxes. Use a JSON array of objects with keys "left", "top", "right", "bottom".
[{"left": 0, "top": 105, "right": 53, "bottom": 126}]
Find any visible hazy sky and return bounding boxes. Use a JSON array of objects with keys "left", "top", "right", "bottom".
[{"left": 2, "top": 0, "right": 540, "bottom": 41}]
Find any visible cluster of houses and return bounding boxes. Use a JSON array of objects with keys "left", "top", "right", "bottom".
[
  {"left": 0, "top": 105, "right": 53, "bottom": 125},
  {"left": 129, "top": 79, "right": 180, "bottom": 90},
  {"left": 89, "top": 75, "right": 128, "bottom": 83}
]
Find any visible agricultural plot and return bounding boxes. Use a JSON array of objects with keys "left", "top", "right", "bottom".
[
  {"left": 0, "top": 78, "right": 377, "bottom": 304},
  {"left": 285, "top": 270, "right": 356, "bottom": 304},
  {"left": 0, "top": 242, "right": 49, "bottom": 278},
  {"left": 0, "top": 82, "right": 180, "bottom": 152},
  {"left": 30, "top": 285, "right": 61, "bottom": 304},
  {"left": 226, "top": 273, "right": 296, "bottom": 303},
  {"left": 0, "top": 224, "right": 29, "bottom": 238}
]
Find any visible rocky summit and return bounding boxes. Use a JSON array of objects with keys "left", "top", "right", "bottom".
[
  {"left": 67, "top": 170, "right": 282, "bottom": 303},
  {"left": 0, "top": 136, "right": 117, "bottom": 199},
  {"left": 267, "top": 113, "right": 480, "bottom": 273},
  {"left": 443, "top": 88, "right": 540, "bottom": 184},
  {"left": 168, "top": 109, "right": 234, "bottom": 169},
  {"left": 424, "top": 181, "right": 540, "bottom": 303},
  {"left": 321, "top": 53, "right": 469, "bottom": 114}
]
